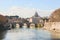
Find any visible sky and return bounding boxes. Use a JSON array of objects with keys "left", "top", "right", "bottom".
[{"left": 0, "top": 0, "right": 60, "bottom": 18}]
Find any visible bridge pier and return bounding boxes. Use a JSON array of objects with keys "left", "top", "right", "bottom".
[{"left": 19, "top": 22, "right": 23, "bottom": 28}]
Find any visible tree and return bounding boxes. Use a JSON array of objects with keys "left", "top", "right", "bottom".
[
  {"left": 42, "top": 17, "right": 49, "bottom": 22},
  {"left": 0, "top": 15, "right": 8, "bottom": 23},
  {"left": 0, "top": 15, "right": 8, "bottom": 30},
  {"left": 49, "top": 8, "right": 60, "bottom": 22}
]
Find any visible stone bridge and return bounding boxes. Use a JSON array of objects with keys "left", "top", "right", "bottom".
[{"left": 9, "top": 22, "right": 39, "bottom": 29}]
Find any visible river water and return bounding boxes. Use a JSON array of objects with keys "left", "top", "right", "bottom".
[{"left": 1, "top": 28, "right": 52, "bottom": 40}]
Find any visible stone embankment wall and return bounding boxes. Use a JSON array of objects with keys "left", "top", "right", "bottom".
[
  {"left": 44, "top": 22, "right": 60, "bottom": 38},
  {"left": 44, "top": 22, "right": 60, "bottom": 32}
]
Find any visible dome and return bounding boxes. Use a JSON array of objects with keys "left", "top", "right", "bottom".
[{"left": 33, "top": 12, "right": 40, "bottom": 17}]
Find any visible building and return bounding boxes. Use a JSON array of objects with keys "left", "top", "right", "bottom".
[{"left": 29, "top": 12, "right": 43, "bottom": 24}]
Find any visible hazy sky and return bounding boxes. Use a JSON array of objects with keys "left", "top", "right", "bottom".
[{"left": 0, "top": 0, "right": 60, "bottom": 18}]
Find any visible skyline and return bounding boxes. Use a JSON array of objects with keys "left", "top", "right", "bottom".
[{"left": 0, "top": 0, "right": 60, "bottom": 18}]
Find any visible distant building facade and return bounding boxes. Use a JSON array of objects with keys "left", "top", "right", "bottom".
[{"left": 29, "top": 12, "right": 43, "bottom": 24}]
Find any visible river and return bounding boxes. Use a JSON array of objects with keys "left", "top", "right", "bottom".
[{"left": 0, "top": 28, "right": 52, "bottom": 40}]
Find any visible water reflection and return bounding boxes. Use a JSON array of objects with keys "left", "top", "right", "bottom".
[
  {"left": 0, "top": 30, "right": 7, "bottom": 40},
  {"left": 2, "top": 28, "right": 52, "bottom": 40}
]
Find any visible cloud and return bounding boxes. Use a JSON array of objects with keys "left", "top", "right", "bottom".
[
  {"left": 7, "top": 6, "right": 36, "bottom": 18},
  {"left": 0, "top": 6, "right": 52, "bottom": 18}
]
